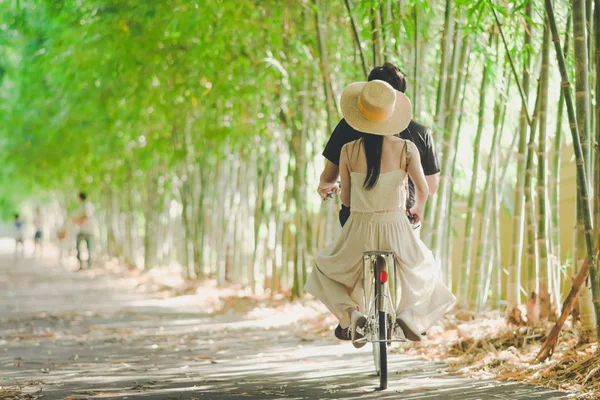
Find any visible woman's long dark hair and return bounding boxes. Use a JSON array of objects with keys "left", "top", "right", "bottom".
[{"left": 361, "top": 134, "right": 384, "bottom": 190}]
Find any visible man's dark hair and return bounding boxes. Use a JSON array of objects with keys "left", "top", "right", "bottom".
[
  {"left": 14, "top": 213, "right": 19, "bottom": 219},
  {"left": 79, "top": 192, "right": 87, "bottom": 201},
  {"left": 368, "top": 62, "right": 407, "bottom": 93}
]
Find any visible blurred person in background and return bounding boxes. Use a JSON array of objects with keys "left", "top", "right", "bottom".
[
  {"left": 72, "top": 192, "right": 96, "bottom": 270},
  {"left": 14, "top": 213, "right": 24, "bottom": 259},
  {"left": 33, "top": 207, "right": 44, "bottom": 257}
]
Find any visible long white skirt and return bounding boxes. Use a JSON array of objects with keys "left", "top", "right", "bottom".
[{"left": 305, "top": 210, "right": 456, "bottom": 331}]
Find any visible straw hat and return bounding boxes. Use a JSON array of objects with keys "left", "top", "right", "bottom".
[{"left": 340, "top": 80, "right": 412, "bottom": 136}]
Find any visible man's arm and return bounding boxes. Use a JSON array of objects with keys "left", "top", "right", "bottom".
[
  {"left": 318, "top": 119, "right": 351, "bottom": 199},
  {"left": 406, "top": 142, "right": 429, "bottom": 223},
  {"left": 421, "top": 128, "right": 441, "bottom": 195},
  {"left": 425, "top": 173, "right": 439, "bottom": 195},
  {"left": 339, "top": 145, "right": 351, "bottom": 207},
  {"left": 318, "top": 160, "right": 340, "bottom": 199}
]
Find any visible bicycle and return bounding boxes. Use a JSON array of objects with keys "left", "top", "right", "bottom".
[{"left": 355, "top": 250, "right": 405, "bottom": 390}]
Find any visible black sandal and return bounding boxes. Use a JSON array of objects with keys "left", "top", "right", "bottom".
[{"left": 334, "top": 324, "right": 351, "bottom": 341}]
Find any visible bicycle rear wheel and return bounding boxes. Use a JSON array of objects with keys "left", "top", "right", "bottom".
[
  {"left": 372, "top": 313, "right": 380, "bottom": 375},
  {"left": 377, "top": 310, "right": 388, "bottom": 390}
]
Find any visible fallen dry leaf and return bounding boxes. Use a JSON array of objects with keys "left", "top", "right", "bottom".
[{"left": 190, "top": 355, "right": 213, "bottom": 361}]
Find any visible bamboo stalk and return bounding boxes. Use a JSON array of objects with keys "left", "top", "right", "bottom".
[
  {"left": 412, "top": 5, "right": 419, "bottom": 116},
  {"left": 473, "top": 33, "right": 512, "bottom": 309},
  {"left": 574, "top": 0, "right": 592, "bottom": 178},
  {"left": 458, "top": 37, "right": 491, "bottom": 306},
  {"left": 471, "top": 49, "right": 506, "bottom": 309},
  {"left": 507, "top": 1, "right": 533, "bottom": 315},
  {"left": 550, "top": 14, "right": 571, "bottom": 309},
  {"left": 595, "top": 0, "right": 600, "bottom": 316},
  {"left": 380, "top": 0, "right": 393, "bottom": 61},
  {"left": 371, "top": 4, "right": 384, "bottom": 67},
  {"left": 543, "top": 0, "right": 600, "bottom": 346},
  {"left": 443, "top": 56, "right": 471, "bottom": 292},
  {"left": 343, "top": 0, "right": 369, "bottom": 78},
  {"left": 524, "top": 79, "right": 541, "bottom": 306},
  {"left": 443, "top": 24, "right": 460, "bottom": 131},
  {"left": 573, "top": 0, "right": 598, "bottom": 340},
  {"left": 395, "top": 0, "right": 403, "bottom": 59},
  {"left": 434, "top": 0, "right": 454, "bottom": 130},
  {"left": 537, "top": 259, "right": 590, "bottom": 361},
  {"left": 492, "top": 7, "right": 532, "bottom": 126},
  {"left": 314, "top": 0, "right": 338, "bottom": 134},
  {"left": 536, "top": 18, "right": 551, "bottom": 303},
  {"left": 429, "top": 36, "right": 471, "bottom": 254},
  {"left": 493, "top": 146, "right": 503, "bottom": 309},
  {"left": 482, "top": 160, "right": 498, "bottom": 307},
  {"left": 587, "top": 0, "right": 595, "bottom": 158}
]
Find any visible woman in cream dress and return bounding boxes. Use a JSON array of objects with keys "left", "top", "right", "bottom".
[{"left": 305, "top": 80, "right": 456, "bottom": 347}]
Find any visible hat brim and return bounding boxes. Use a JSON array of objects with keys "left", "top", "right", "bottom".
[{"left": 340, "top": 82, "right": 412, "bottom": 136}]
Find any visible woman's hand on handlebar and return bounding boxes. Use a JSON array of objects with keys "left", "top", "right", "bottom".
[
  {"left": 407, "top": 206, "right": 423, "bottom": 224},
  {"left": 318, "top": 182, "right": 340, "bottom": 201}
]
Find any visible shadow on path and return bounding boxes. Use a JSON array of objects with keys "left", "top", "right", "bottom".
[{"left": 0, "top": 239, "right": 572, "bottom": 399}]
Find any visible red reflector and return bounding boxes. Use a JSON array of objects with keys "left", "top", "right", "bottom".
[{"left": 379, "top": 271, "right": 388, "bottom": 283}]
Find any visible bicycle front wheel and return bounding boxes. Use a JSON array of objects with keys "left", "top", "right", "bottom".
[{"left": 377, "top": 310, "right": 387, "bottom": 389}]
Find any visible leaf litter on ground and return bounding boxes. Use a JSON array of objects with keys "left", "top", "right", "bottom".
[{"left": 387, "top": 306, "right": 598, "bottom": 399}]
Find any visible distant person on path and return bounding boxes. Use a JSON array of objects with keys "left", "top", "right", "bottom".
[
  {"left": 56, "top": 222, "right": 69, "bottom": 266},
  {"left": 14, "top": 213, "right": 25, "bottom": 258},
  {"left": 33, "top": 207, "right": 44, "bottom": 256},
  {"left": 306, "top": 80, "right": 455, "bottom": 346},
  {"left": 72, "top": 192, "right": 96, "bottom": 270},
  {"left": 318, "top": 63, "right": 440, "bottom": 235}
]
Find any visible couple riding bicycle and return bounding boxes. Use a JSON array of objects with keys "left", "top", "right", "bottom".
[{"left": 307, "top": 64, "right": 455, "bottom": 354}]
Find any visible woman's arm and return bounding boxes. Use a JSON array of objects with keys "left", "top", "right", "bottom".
[
  {"left": 406, "top": 141, "right": 429, "bottom": 222},
  {"left": 339, "top": 143, "right": 352, "bottom": 207}
]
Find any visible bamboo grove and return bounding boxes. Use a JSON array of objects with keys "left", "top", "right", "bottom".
[{"left": 1, "top": 0, "right": 600, "bottom": 335}]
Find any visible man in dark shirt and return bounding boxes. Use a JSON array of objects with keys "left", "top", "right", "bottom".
[{"left": 318, "top": 63, "right": 440, "bottom": 234}]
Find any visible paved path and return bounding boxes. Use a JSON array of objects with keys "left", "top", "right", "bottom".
[{"left": 0, "top": 239, "right": 572, "bottom": 399}]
